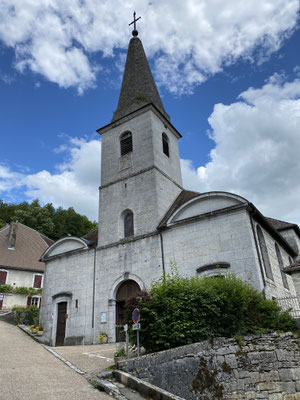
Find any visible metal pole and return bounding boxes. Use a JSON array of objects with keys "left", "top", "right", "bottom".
[
  {"left": 137, "top": 327, "right": 140, "bottom": 359},
  {"left": 126, "top": 329, "right": 129, "bottom": 360}
]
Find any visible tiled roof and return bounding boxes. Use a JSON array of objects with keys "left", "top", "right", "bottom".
[
  {"left": 82, "top": 229, "right": 98, "bottom": 247},
  {"left": 158, "top": 190, "right": 200, "bottom": 228},
  {"left": 112, "top": 36, "right": 169, "bottom": 122},
  {"left": 0, "top": 222, "right": 53, "bottom": 272},
  {"left": 265, "top": 217, "right": 297, "bottom": 231}
]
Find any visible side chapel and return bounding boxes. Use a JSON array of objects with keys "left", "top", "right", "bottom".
[{"left": 40, "top": 23, "right": 300, "bottom": 346}]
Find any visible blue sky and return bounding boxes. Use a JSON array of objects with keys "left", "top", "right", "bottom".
[{"left": 1, "top": 1, "right": 300, "bottom": 224}]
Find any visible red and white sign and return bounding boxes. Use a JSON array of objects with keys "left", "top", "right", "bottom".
[{"left": 132, "top": 308, "right": 140, "bottom": 324}]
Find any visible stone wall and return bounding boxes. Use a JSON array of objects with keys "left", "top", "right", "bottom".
[{"left": 119, "top": 333, "right": 300, "bottom": 400}]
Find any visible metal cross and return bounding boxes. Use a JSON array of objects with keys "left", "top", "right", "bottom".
[{"left": 129, "top": 11, "right": 141, "bottom": 36}]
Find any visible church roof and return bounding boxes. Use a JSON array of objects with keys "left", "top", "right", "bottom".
[
  {"left": 82, "top": 229, "right": 98, "bottom": 247},
  {"left": 112, "top": 36, "right": 169, "bottom": 122},
  {"left": 265, "top": 217, "right": 300, "bottom": 232},
  {"left": 284, "top": 260, "right": 300, "bottom": 274},
  {"left": 0, "top": 222, "right": 53, "bottom": 272}
]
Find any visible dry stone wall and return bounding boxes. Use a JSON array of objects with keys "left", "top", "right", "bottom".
[{"left": 119, "top": 333, "right": 300, "bottom": 400}]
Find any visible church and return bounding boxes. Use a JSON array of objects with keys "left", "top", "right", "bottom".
[{"left": 40, "top": 25, "right": 300, "bottom": 346}]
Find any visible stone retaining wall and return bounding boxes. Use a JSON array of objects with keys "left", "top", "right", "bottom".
[{"left": 118, "top": 333, "right": 300, "bottom": 399}]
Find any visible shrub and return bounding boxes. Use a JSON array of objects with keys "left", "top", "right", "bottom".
[
  {"left": 12, "top": 306, "right": 40, "bottom": 325},
  {"left": 0, "top": 284, "right": 13, "bottom": 293},
  {"left": 125, "top": 271, "right": 295, "bottom": 352}
]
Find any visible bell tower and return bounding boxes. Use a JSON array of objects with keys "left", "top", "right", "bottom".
[{"left": 97, "top": 23, "right": 183, "bottom": 247}]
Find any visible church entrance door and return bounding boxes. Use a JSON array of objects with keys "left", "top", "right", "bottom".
[
  {"left": 116, "top": 280, "right": 140, "bottom": 342},
  {"left": 56, "top": 302, "right": 67, "bottom": 346}
]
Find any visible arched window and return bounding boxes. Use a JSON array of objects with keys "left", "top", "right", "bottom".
[
  {"left": 275, "top": 243, "right": 289, "bottom": 289},
  {"left": 162, "top": 133, "right": 169, "bottom": 157},
  {"left": 124, "top": 211, "right": 134, "bottom": 237},
  {"left": 256, "top": 226, "right": 274, "bottom": 280},
  {"left": 120, "top": 131, "right": 132, "bottom": 156}
]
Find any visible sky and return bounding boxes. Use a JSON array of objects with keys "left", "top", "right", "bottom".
[{"left": 1, "top": 0, "right": 300, "bottom": 225}]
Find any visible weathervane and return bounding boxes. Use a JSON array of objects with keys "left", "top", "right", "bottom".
[{"left": 129, "top": 11, "right": 141, "bottom": 37}]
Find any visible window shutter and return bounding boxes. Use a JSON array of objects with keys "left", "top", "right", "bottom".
[
  {"left": 0, "top": 271, "right": 7, "bottom": 285},
  {"left": 33, "top": 275, "right": 42, "bottom": 288},
  {"left": 120, "top": 133, "right": 132, "bottom": 156},
  {"left": 27, "top": 296, "right": 32, "bottom": 307}
]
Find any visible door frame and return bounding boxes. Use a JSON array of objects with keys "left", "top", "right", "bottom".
[
  {"left": 51, "top": 295, "right": 71, "bottom": 346},
  {"left": 55, "top": 301, "right": 68, "bottom": 346}
]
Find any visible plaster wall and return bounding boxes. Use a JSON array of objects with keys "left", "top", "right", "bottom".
[
  {"left": 3, "top": 269, "right": 43, "bottom": 289},
  {"left": 40, "top": 248, "right": 95, "bottom": 346},
  {"left": 255, "top": 224, "right": 297, "bottom": 299},
  {"left": 98, "top": 167, "right": 181, "bottom": 247},
  {"left": 162, "top": 209, "right": 264, "bottom": 292},
  {"left": 94, "top": 234, "right": 163, "bottom": 342}
]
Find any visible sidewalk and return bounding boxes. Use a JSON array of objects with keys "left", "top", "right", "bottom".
[{"left": 0, "top": 320, "right": 112, "bottom": 400}]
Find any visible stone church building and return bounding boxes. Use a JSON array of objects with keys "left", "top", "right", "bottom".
[{"left": 40, "top": 31, "right": 300, "bottom": 346}]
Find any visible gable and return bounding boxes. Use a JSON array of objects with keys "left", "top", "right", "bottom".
[
  {"left": 42, "top": 237, "right": 88, "bottom": 260},
  {"left": 169, "top": 192, "right": 247, "bottom": 224}
]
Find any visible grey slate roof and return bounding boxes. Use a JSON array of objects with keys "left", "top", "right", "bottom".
[
  {"left": 265, "top": 217, "right": 297, "bottom": 231},
  {"left": 112, "top": 36, "right": 169, "bottom": 122}
]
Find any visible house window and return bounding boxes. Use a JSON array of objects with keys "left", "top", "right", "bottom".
[
  {"left": 256, "top": 226, "right": 274, "bottom": 280},
  {"left": 33, "top": 274, "right": 42, "bottom": 289},
  {"left": 275, "top": 243, "right": 289, "bottom": 289},
  {"left": 162, "top": 133, "right": 169, "bottom": 157},
  {"left": 120, "top": 132, "right": 132, "bottom": 156},
  {"left": 124, "top": 211, "right": 134, "bottom": 238},
  {"left": 31, "top": 297, "right": 40, "bottom": 307},
  {"left": 0, "top": 270, "right": 7, "bottom": 285}
]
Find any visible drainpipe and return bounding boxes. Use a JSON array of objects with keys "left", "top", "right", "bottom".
[
  {"left": 249, "top": 209, "right": 266, "bottom": 295},
  {"left": 159, "top": 231, "right": 166, "bottom": 279},
  {"left": 92, "top": 247, "right": 97, "bottom": 330}
]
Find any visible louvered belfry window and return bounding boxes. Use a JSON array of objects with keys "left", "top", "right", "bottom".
[
  {"left": 162, "top": 133, "right": 169, "bottom": 157},
  {"left": 120, "top": 132, "right": 132, "bottom": 156},
  {"left": 124, "top": 212, "right": 134, "bottom": 237}
]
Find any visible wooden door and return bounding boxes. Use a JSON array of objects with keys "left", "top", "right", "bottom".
[
  {"left": 116, "top": 280, "right": 140, "bottom": 342},
  {"left": 56, "top": 302, "right": 67, "bottom": 346}
]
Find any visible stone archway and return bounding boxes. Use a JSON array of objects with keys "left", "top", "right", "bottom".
[{"left": 115, "top": 280, "right": 140, "bottom": 342}]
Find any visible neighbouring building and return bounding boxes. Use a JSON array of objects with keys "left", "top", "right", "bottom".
[
  {"left": 0, "top": 221, "right": 53, "bottom": 310},
  {"left": 40, "top": 28, "right": 300, "bottom": 346}
]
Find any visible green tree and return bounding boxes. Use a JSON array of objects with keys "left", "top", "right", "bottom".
[
  {"left": 0, "top": 199, "right": 97, "bottom": 240},
  {"left": 125, "top": 270, "right": 295, "bottom": 352}
]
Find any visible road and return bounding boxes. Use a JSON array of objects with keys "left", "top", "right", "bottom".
[{"left": 0, "top": 321, "right": 111, "bottom": 400}]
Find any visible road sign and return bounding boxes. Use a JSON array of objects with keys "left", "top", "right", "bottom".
[
  {"left": 132, "top": 323, "right": 141, "bottom": 330},
  {"left": 132, "top": 308, "right": 140, "bottom": 324}
]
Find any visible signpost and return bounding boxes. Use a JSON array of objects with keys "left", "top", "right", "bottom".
[
  {"left": 132, "top": 308, "right": 141, "bottom": 358},
  {"left": 124, "top": 323, "right": 129, "bottom": 359}
]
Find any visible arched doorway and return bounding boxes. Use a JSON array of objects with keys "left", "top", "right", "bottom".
[{"left": 116, "top": 280, "right": 140, "bottom": 342}]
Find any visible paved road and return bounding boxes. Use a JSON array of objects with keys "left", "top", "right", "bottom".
[
  {"left": 52, "top": 343, "right": 117, "bottom": 377},
  {"left": 0, "top": 321, "right": 111, "bottom": 400}
]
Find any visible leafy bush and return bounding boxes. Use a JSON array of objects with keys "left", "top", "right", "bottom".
[
  {"left": 12, "top": 306, "right": 40, "bottom": 325},
  {"left": 0, "top": 284, "right": 13, "bottom": 293},
  {"left": 125, "top": 271, "right": 295, "bottom": 352},
  {"left": 14, "top": 287, "right": 42, "bottom": 296}
]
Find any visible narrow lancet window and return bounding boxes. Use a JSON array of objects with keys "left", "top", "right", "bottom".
[
  {"left": 257, "top": 226, "right": 274, "bottom": 280},
  {"left": 124, "top": 211, "right": 134, "bottom": 237},
  {"left": 120, "top": 132, "right": 132, "bottom": 156},
  {"left": 275, "top": 243, "right": 289, "bottom": 289},
  {"left": 162, "top": 133, "right": 169, "bottom": 157}
]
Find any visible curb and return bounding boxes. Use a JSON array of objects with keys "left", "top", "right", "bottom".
[
  {"left": 41, "top": 344, "right": 85, "bottom": 375},
  {"left": 113, "top": 370, "right": 184, "bottom": 400}
]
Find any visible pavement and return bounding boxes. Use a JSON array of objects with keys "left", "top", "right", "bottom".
[{"left": 0, "top": 320, "right": 114, "bottom": 400}]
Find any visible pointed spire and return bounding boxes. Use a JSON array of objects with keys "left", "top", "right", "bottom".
[{"left": 112, "top": 36, "right": 169, "bottom": 122}]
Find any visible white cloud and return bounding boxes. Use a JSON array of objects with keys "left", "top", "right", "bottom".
[
  {"left": 0, "top": 0, "right": 298, "bottom": 94},
  {"left": 181, "top": 74, "right": 300, "bottom": 224},
  {"left": 0, "top": 137, "right": 101, "bottom": 221}
]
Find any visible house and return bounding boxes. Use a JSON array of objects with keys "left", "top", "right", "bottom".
[
  {"left": 0, "top": 221, "right": 53, "bottom": 310},
  {"left": 40, "top": 29, "right": 300, "bottom": 346}
]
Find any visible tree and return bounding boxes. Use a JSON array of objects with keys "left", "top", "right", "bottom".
[
  {"left": 125, "top": 270, "right": 295, "bottom": 352},
  {"left": 0, "top": 199, "right": 97, "bottom": 240}
]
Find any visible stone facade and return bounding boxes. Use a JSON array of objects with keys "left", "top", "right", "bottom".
[{"left": 119, "top": 333, "right": 300, "bottom": 400}]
